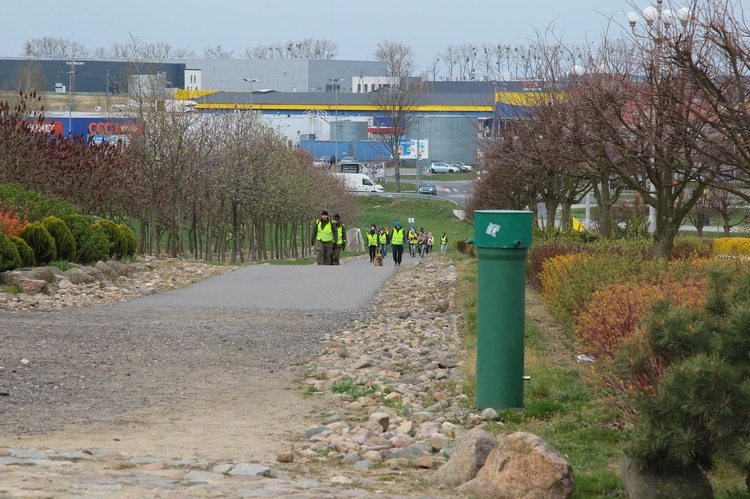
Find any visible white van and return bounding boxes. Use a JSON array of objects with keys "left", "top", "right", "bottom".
[{"left": 334, "top": 173, "right": 384, "bottom": 193}]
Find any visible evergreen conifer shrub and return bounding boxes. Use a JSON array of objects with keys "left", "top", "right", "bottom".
[
  {"left": 94, "top": 219, "right": 126, "bottom": 259},
  {"left": 42, "top": 216, "right": 76, "bottom": 262},
  {"left": 117, "top": 224, "right": 137, "bottom": 257},
  {"left": 9, "top": 236, "right": 35, "bottom": 267},
  {"left": 19, "top": 222, "right": 56, "bottom": 266},
  {"left": 62, "top": 214, "right": 111, "bottom": 264},
  {"left": 0, "top": 231, "right": 22, "bottom": 271}
]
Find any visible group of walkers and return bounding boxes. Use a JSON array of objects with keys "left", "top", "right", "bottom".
[
  {"left": 366, "top": 224, "right": 448, "bottom": 267},
  {"left": 312, "top": 209, "right": 449, "bottom": 267},
  {"left": 310, "top": 210, "right": 347, "bottom": 265}
]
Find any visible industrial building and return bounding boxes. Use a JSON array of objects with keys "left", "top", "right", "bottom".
[{"left": 1, "top": 56, "right": 546, "bottom": 165}]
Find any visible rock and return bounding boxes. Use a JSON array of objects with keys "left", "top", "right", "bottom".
[
  {"left": 330, "top": 475, "right": 353, "bottom": 485},
  {"left": 322, "top": 414, "right": 343, "bottom": 425},
  {"left": 95, "top": 261, "right": 119, "bottom": 278},
  {"left": 413, "top": 456, "right": 435, "bottom": 469},
  {"left": 474, "top": 432, "right": 574, "bottom": 499},
  {"left": 105, "top": 260, "right": 129, "bottom": 276},
  {"left": 481, "top": 408, "right": 500, "bottom": 421},
  {"left": 620, "top": 456, "right": 713, "bottom": 499},
  {"left": 65, "top": 268, "right": 97, "bottom": 285},
  {"left": 303, "top": 426, "right": 330, "bottom": 440},
  {"left": 369, "top": 412, "right": 390, "bottom": 432},
  {"left": 346, "top": 228, "right": 365, "bottom": 252},
  {"left": 385, "top": 444, "right": 428, "bottom": 461},
  {"left": 431, "top": 428, "right": 498, "bottom": 487},
  {"left": 353, "top": 459, "right": 373, "bottom": 470},
  {"left": 228, "top": 463, "right": 271, "bottom": 477},
  {"left": 276, "top": 451, "right": 295, "bottom": 463}
]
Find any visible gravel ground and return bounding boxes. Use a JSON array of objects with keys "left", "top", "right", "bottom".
[{"left": 0, "top": 305, "right": 353, "bottom": 436}]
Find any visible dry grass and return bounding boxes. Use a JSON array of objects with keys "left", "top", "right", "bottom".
[{"left": 0, "top": 91, "right": 127, "bottom": 113}]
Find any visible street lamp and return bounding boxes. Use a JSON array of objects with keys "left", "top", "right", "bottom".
[
  {"left": 627, "top": 1, "right": 690, "bottom": 233},
  {"left": 328, "top": 78, "right": 342, "bottom": 163},
  {"left": 242, "top": 78, "right": 259, "bottom": 111}
]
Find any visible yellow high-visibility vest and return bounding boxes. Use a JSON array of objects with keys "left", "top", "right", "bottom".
[
  {"left": 391, "top": 227, "right": 404, "bottom": 245},
  {"left": 316, "top": 220, "right": 333, "bottom": 242}
]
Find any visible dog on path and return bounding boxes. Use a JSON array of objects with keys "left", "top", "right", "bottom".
[{"left": 374, "top": 253, "right": 384, "bottom": 266}]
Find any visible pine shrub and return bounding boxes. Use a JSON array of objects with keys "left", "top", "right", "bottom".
[
  {"left": 117, "top": 224, "right": 137, "bottom": 257},
  {"left": 614, "top": 264, "right": 750, "bottom": 486},
  {"left": 9, "top": 236, "right": 35, "bottom": 267},
  {"left": 19, "top": 222, "right": 56, "bottom": 266},
  {"left": 42, "top": 216, "right": 76, "bottom": 262},
  {"left": 94, "top": 219, "right": 127, "bottom": 259},
  {"left": 0, "top": 231, "right": 22, "bottom": 271},
  {"left": 62, "top": 214, "right": 111, "bottom": 264}
]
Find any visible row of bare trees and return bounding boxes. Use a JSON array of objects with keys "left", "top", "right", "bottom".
[
  {"left": 21, "top": 34, "right": 586, "bottom": 81},
  {"left": 469, "top": 0, "right": 750, "bottom": 260},
  {"left": 22, "top": 36, "right": 339, "bottom": 61},
  {"left": 0, "top": 90, "right": 352, "bottom": 263}
]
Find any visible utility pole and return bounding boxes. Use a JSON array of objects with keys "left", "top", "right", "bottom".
[
  {"left": 66, "top": 56, "right": 84, "bottom": 138},
  {"left": 328, "top": 78, "right": 342, "bottom": 163}
]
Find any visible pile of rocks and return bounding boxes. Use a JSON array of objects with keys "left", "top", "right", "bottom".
[
  {"left": 297, "top": 258, "right": 484, "bottom": 471},
  {"left": 296, "top": 257, "right": 575, "bottom": 497},
  {"left": 0, "top": 258, "right": 235, "bottom": 312}
]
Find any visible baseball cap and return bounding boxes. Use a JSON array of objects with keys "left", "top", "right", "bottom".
[{"left": 333, "top": 214, "right": 340, "bottom": 221}]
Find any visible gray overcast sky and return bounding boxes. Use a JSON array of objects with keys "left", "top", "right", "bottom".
[{"left": 6, "top": 0, "right": 630, "bottom": 66}]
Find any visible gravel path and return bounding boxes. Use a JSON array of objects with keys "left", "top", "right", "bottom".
[{"left": 1, "top": 255, "right": 457, "bottom": 497}]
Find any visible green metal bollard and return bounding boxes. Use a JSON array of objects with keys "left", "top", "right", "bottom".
[{"left": 470, "top": 210, "right": 532, "bottom": 410}]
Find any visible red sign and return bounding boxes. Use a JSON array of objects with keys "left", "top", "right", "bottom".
[{"left": 25, "top": 121, "right": 63, "bottom": 135}]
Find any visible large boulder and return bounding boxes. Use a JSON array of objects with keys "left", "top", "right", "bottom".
[
  {"left": 620, "top": 456, "right": 713, "bottom": 499},
  {"left": 431, "top": 428, "right": 497, "bottom": 487},
  {"left": 0, "top": 270, "right": 50, "bottom": 294},
  {"left": 346, "top": 228, "right": 364, "bottom": 252},
  {"left": 473, "top": 432, "right": 574, "bottom": 499},
  {"left": 65, "top": 267, "right": 97, "bottom": 285}
]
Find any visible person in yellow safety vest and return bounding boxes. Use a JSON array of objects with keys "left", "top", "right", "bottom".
[
  {"left": 330, "top": 214, "right": 347, "bottom": 265},
  {"left": 378, "top": 226, "right": 389, "bottom": 257},
  {"left": 391, "top": 221, "right": 405, "bottom": 267},
  {"left": 367, "top": 224, "right": 378, "bottom": 263},
  {"left": 408, "top": 227, "right": 419, "bottom": 257},
  {"left": 310, "top": 210, "right": 336, "bottom": 265},
  {"left": 440, "top": 232, "right": 448, "bottom": 253}
]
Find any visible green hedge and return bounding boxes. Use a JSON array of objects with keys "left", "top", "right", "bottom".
[
  {"left": 62, "top": 214, "right": 111, "bottom": 264},
  {"left": 19, "top": 222, "right": 56, "bottom": 266},
  {"left": 0, "top": 231, "right": 22, "bottom": 271},
  {"left": 9, "top": 236, "right": 35, "bottom": 267},
  {"left": 42, "top": 216, "right": 76, "bottom": 262}
]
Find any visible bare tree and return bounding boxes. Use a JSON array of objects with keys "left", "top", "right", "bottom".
[
  {"left": 707, "top": 185, "right": 748, "bottom": 236},
  {"left": 686, "top": 189, "right": 715, "bottom": 237},
  {"left": 203, "top": 45, "right": 234, "bottom": 59},
  {"left": 440, "top": 46, "right": 459, "bottom": 80},
  {"left": 23, "top": 37, "right": 88, "bottom": 58},
  {"left": 12, "top": 62, "right": 46, "bottom": 94},
  {"left": 369, "top": 42, "right": 421, "bottom": 192},
  {"left": 374, "top": 41, "right": 416, "bottom": 77},
  {"left": 244, "top": 39, "right": 337, "bottom": 60}
]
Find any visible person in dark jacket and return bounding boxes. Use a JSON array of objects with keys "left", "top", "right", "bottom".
[
  {"left": 367, "top": 224, "right": 378, "bottom": 262},
  {"left": 391, "top": 221, "right": 405, "bottom": 267},
  {"left": 330, "top": 214, "right": 346, "bottom": 265},
  {"left": 311, "top": 210, "right": 336, "bottom": 265}
]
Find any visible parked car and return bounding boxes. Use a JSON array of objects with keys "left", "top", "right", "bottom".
[
  {"left": 453, "top": 162, "right": 473, "bottom": 172},
  {"left": 417, "top": 182, "right": 437, "bottom": 195},
  {"left": 429, "top": 161, "right": 460, "bottom": 174}
]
